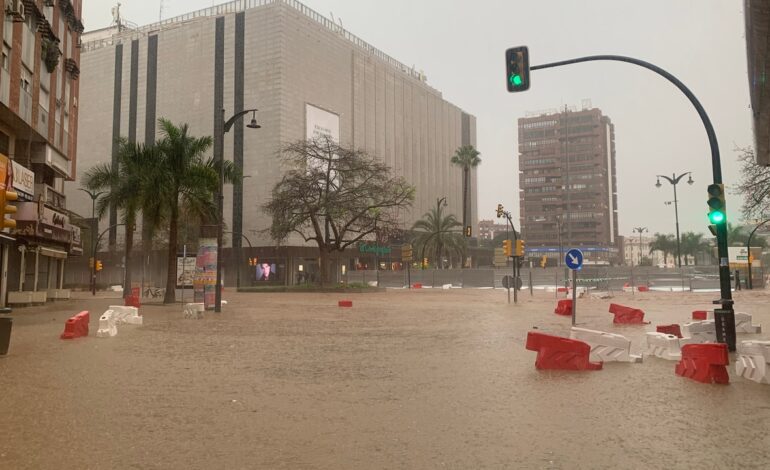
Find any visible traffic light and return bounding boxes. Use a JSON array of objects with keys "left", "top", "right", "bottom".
[
  {"left": 503, "top": 239, "right": 512, "bottom": 257},
  {"left": 95, "top": 260, "right": 103, "bottom": 272},
  {"left": 515, "top": 239, "right": 526, "bottom": 257},
  {"left": 465, "top": 225, "right": 472, "bottom": 237},
  {"left": 540, "top": 255, "right": 547, "bottom": 268},
  {"left": 505, "top": 46, "right": 530, "bottom": 92},
  {"left": 496, "top": 204, "right": 504, "bottom": 218},
  {"left": 422, "top": 257, "right": 428, "bottom": 268},
  {"left": 89, "top": 257, "right": 95, "bottom": 269},
  {"left": 707, "top": 183, "right": 726, "bottom": 225},
  {"left": 0, "top": 187, "right": 17, "bottom": 229}
]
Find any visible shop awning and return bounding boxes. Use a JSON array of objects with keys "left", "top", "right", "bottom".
[{"left": 39, "top": 246, "right": 68, "bottom": 259}]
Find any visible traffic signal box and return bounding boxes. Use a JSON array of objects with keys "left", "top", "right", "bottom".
[
  {"left": 95, "top": 260, "right": 103, "bottom": 272},
  {"left": 496, "top": 204, "right": 504, "bottom": 218},
  {"left": 515, "top": 239, "right": 526, "bottom": 257},
  {"left": 707, "top": 183, "right": 726, "bottom": 236},
  {"left": 505, "top": 46, "right": 530, "bottom": 92},
  {"left": 465, "top": 225, "right": 472, "bottom": 237},
  {"left": 503, "top": 239, "right": 512, "bottom": 257}
]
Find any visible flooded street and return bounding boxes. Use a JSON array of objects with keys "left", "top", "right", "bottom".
[{"left": 2, "top": 289, "right": 769, "bottom": 469}]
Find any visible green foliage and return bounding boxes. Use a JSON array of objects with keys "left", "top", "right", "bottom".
[
  {"left": 648, "top": 233, "right": 676, "bottom": 266},
  {"left": 727, "top": 223, "right": 769, "bottom": 248},
  {"left": 411, "top": 201, "right": 465, "bottom": 268},
  {"left": 735, "top": 146, "right": 770, "bottom": 219},
  {"left": 450, "top": 145, "right": 481, "bottom": 232}
]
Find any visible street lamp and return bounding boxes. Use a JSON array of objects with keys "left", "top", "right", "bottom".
[
  {"left": 632, "top": 227, "right": 647, "bottom": 266},
  {"left": 655, "top": 172, "right": 693, "bottom": 268},
  {"left": 215, "top": 108, "right": 260, "bottom": 313},
  {"left": 78, "top": 188, "right": 104, "bottom": 295}
]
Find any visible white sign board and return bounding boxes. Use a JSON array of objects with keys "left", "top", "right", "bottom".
[
  {"left": 305, "top": 103, "right": 339, "bottom": 143},
  {"left": 729, "top": 247, "right": 762, "bottom": 266},
  {"left": 176, "top": 255, "right": 197, "bottom": 287},
  {"left": 11, "top": 160, "right": 34, "bottom": 200}
]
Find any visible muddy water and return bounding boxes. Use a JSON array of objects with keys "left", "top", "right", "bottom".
[{"left": 1, "top": 289, "right": 769, "bottom": 469}]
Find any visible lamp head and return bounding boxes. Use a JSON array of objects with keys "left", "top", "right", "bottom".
[{"left": 246, "top": 110, "right": 261, "bottom": 129}]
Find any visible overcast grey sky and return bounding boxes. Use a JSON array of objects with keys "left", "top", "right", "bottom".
[{"left": 83, "top": 0, "right": 752, "bottom": 238}]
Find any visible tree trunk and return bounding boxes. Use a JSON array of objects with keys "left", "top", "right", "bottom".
[
  {"left": 123, "top": 218, "right": 134, "bottom": 298},
  {"left": 318, "top": 246, "right": 333, "bottom": 287},
  {"left": 462, "top": 167, "right": 469, "bottom": 230},
  {"left": 163, "top": 203, "right": 179, "bottom": 304}
]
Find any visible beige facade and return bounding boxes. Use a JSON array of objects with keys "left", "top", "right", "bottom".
[{"left": 69, "top": 0, "right": 477, "bottom": 248}]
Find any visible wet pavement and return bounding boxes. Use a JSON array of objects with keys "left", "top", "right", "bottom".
[{"left": 1, "top": 289, "right": 769, "bottom": 469}]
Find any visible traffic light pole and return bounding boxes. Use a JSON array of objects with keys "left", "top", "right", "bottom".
[{"left": 531, "top": 54, "right": 735, "bottom": 350}]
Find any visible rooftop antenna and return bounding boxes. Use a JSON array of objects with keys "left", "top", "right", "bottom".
[
  {"left": 159, "top": 0, "right": 165, "bottom": 21},
  {"left": 111, "top": 2, "right": 122, "bottom": 31}
]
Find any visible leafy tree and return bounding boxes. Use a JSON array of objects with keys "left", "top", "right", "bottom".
[
  {"left": 450, "top": 145, "right": 481, "bottom": 233},
  {"left": 411, "top": 201, "right": 465, "bottom": 269},
  {"left": 649, "top": 233, "right": 676, "bottom": 266},
  {"left": 151, "top": 119, "right": 239, "bottom": 303},
  {"left": 735, "top": 146, "right": 770, "bottom": 219},
  {"left": 727, "top": 223, "right": 768, "bottom": 248},
  {"left": 264, "top": 136, "right": 415, "bottom": 285},
  {"left": 83, "top": 140, "right": 162, "bottom": 295}
]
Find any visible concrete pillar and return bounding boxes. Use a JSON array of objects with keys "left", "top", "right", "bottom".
[
  {"left": 59, "top": 259, "right": 65, "bottom": 289},
  {"left": 18, "top": 245, "right": 25, "bottom": 291},
  {"left": 0, "top": 244, "right": 8, "bottom": 308},
  {"left": 46, "top": 257, "right": 53, "bottom": 289}
]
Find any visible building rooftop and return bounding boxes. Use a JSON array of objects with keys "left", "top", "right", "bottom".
[{"left": 82, "top": 0, "right": 430, "bottom": 85}]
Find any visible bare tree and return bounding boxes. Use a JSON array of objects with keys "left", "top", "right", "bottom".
[
  {"left": 735, "top": 146, "right": 770, "bottom": 219},
  {"left": 264, "top": 136, "right": 415, "bottom": 285}
]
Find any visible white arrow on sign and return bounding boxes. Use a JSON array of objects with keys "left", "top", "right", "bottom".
[{"left": 569, "top": 254, "right": 579, "bottom": 264}]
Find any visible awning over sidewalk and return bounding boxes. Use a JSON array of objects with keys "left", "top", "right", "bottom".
[{"left": 39, "top": 246, "right": 68, "bottom": 259}]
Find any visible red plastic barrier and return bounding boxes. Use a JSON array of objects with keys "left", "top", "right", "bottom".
[
  {"left": 125, "top": 295, "right": 141, "bottom": 308},
  {"left": 60, "top": 311, "right": 90, "bottom": 340},
  {"left": 338, "top": 300, "right": 353, "bottom": 308},
  {"left": 412, "top": 283, "right": 422, "bottom": 289},
  {"left": 675, "top": 343, "right": 730, "bottom": 384},
  {"left": 554, "top": 299, "right": 573, "bottom": 316},
  {"left": 608, "top": 303, "right": 647, "bottom": 324},
  {"left": 692, "top": 310, "right": 708, "bottom": 320},
  {"left": 525, "top": 331, "right": 603, "bottom": 371},
  {"left": 656, "top": 324, "right": 683, "bottom": 338},
  {"left": 637, "top": 286, "right": 650, "bottom": 292},
  {"left": 557, "top": 287, "right": 569, "bottom": 293}
]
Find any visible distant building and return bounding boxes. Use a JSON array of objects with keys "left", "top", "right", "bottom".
[
  {"left": 478, "top": 219, "right": 507, "bottom": 241},
  {"left": 745, "top": 0, "right": 770, "bottom": 166},
  {"left": 0, "top": 1, "right": 84, "bottom": 307},
  {"left": 518, "top": 106, "right": 620, "bottom": 265},
  {"left": 623, "top": 235, "right": 667, "bottom": 267}
]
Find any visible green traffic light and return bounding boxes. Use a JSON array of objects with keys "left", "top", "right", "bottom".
[
  {"left": 510, "top": 74, "right": 522, "bottom": 86},
  {"left": 709, "top": 211, "right": 725, "bottom": 224}
]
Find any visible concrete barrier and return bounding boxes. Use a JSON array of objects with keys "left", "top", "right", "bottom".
[
  {"left": 184, "top": 303, "right": 204, "bottom": 319},
  {"left": 646, "top": 332, "right": 684, "bottom": 361},
  {"left": 735, "top": 312, "right": 762, "bottom": 334},
  {"left": 569, "top": 327, "right": 642, "bottom": 363},
  {"left": 735, "top": 340, "right": 770, "bottom": 384},
  {"left": 96, "top": 310, "right": 117, "bottom": 338},
  {"left": 108, "top": 306, "right": 142, "bottom": 325},
  {"left": 682, "top": 320, "right": 717, "bottom": 343}
]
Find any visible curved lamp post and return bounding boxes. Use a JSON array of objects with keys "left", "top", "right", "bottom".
[
  {"left": 215, "top": 108, "right": 260, "bottom": 313},
  {"left": 655, "top": 172, "right": 694, "bottom": 268}
]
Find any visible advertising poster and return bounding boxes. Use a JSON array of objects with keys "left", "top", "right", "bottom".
[
  {"left": 195, "top": 238, "right": 217, "bottom": 308},
  {"left": 176, "top": 255, "right": 197, "bottom": 288}
]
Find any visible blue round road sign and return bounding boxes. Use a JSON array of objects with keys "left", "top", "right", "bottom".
[{"left": 565, "top": 249, "right": 584, "bottom": 271}]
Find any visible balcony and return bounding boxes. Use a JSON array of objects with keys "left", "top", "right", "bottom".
[
  {"left": 0, "top": 69, "right": 9, "bottom": 105},
  {"left": 19, "top": 88, "right": 33, "bottom": 123},
  {"left": 35, "top": 184, "right": 67, "bottom": 211}
]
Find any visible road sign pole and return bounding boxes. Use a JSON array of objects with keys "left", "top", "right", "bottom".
[
  {"left": 571, "top": 269, "right": 577, "bottom": 326},
  {"left": 513, "top": 256, "right": 518, "bottom": 304}
]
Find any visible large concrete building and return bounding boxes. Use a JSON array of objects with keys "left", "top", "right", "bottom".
[
  {"left": 518, "top": 105, "right": 620, "bottom": 265},
  {"left": 69, "top": 0, "right": 477, "bottom": 265},
  {"left": 0, "top": 1, "right": 83, "bottom": 307},
  {"left": 745, "top": 0, "right": 770, "bottom": 167}
]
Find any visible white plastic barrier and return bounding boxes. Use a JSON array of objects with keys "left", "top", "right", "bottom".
[
  {"left": 735, "top": 312, "right": 762, "bottom": 334},
  {"left": 108, "top": 305, "right": 143, "bottom": 325},
  {"left": 442, "top": 284, "right": 452, "bottom": 290},
  {"left": 735, "top": 340, "right": 770, "bottom": 384},
  {"left": 682, "top": 320, "right": 717, "bottom": 343},
  {"left": 96, "top": 310, "right": 117, "bottom": 338},
  {"left": 184, "top": 303, "right": 204, "bottom": 320},
  {"left": 645, "top": 332, "right": 684, "bottom": 361},
  {"left": 570, "top": 327, "right": 642, "bottom": 363}
]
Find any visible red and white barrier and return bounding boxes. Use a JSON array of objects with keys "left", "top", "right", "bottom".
[
  {"left": 61, "top": 311, "right": 89, "bottom": 340},
  {"left": 735, "top": 340, "right": 770, "bottom": 384},
  {"left": 682, "top": 320, "right": 717, "bottom": 344},
  {"left": 675, "top": 343, "right": 730, "bottom": 384},
  {"left": 645, "top": 332, "right": 685, "bottom": 361},
  {"left": 97, "top": 310, "right": 117, "bottom": 338},
  {"left": 569, "top": 327, "right": 642, "bottom": 363},
  {"left": 525, "top": 331, "right": 603, "bottom": 371}
]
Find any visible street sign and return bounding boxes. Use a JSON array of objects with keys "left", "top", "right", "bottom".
[
  {"left": 502, "top": 275, "right": 523, "bottom": 289},
  {"left": 565, "top": 249, "right": 584, "bottom": 271},
  {"left": 493, "top": 248, "right": 508, "bottom": 267}
]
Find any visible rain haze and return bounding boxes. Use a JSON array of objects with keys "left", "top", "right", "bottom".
[{"left": 82, "top": 0, "right": 752, "bottom": 237}]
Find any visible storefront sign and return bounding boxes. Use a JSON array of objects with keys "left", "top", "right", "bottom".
[
  {"left": 359, "top": 244, "right": 392, "bottom": 256},
  {"left": 11, "top": 161, "right": 34, "bottom": 200},
  {"left": 12, "top": 201, "right": 71, "bottom": 244}
]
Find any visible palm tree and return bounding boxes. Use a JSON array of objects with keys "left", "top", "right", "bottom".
[
  {"left": 411, "top": 200, "right": 465, "bottom": 269},
  {"left": 152, "top": 119, "right": 239, "bottom": 303},
  {"left": 649, "top": 233, "right": 676, "bottom": 267},
  {"left": 82, "top": 140, "right": 162, "bottom": 296},
  {"left": 450, "top": 145, "right": 481, "bottom": 236},
  {"left": 680, "top": 232, "right": 710, "bottom": 266}
]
